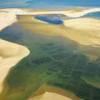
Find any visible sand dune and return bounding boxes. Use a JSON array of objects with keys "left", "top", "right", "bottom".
[
  {"left": 0, "top": 12, "right": 17, "bottom": 30},
  {"left": 0, "top": 39, "right": 30, "bottom": 92},
  {"left": 63, "top": 18, "right": 100, "bottom": 45},
  {"left": 29, "top": 92, "right": 72, "bottom": 100},
  {"left": 1, "top": 8, "right": 100, "bottom": 18},
  {"left": 29, "top": 85, "right": 80, "bottom": 100},
  {"left": 64, "top": 8, "right": 100, "bottom": 18},
  {"left": 0, "top": 12, "right": 30, "bottom": 93},
  {"left": 64, "top": 18, "right": 100, "bottom": 30}
]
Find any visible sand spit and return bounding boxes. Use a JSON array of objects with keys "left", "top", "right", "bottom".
[
  {"left": 29, "top": 92, "right": 72, "bottom": 100},
  {"left": 0, "top": 12, "right": 17, "bottom": 31},
  {"left": 64, "top": 18, "right": 100, "bottom": 30},
  {"left": 63, "top": 8, "right": 100, "bottom": 18},
  {"left": 0, "top": 39, "right": 30, "bottom": 92},
  {"left": 1, "top": 8, "right": 100, "bottom": 18},
  {"left": 0, "top": 12, "right": 30, "bottom": 93},
  {"left": 63, "top": 18, "right": 100, "bottom": 46},
  {"left": 29, "top": 85, "right": 80, "bottom": 100}
]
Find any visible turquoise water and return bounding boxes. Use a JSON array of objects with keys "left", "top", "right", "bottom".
[
  {"left": 83, "top": 12, "right": 100, "bottom": 19},
  {"left": 0, "top": 0, "right": 99, "bottom": 8}
]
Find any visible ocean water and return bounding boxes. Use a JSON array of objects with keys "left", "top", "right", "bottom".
[
  {"left": 0, "top": 0, "right": 99, "bottom": 8},
  {"left": 83, "top": 12, "right": 100, "bottom": 19}
]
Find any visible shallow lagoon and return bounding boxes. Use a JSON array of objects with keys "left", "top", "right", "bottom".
[
  {"left": 0, "top": 14, "right": 100, "bottom": 100},
  {"left": 35, "top": 15, "right": 63, "bottom": 24}
]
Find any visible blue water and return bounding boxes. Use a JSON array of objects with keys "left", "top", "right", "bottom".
[
  {"left": 35, "top": 12, "right": 100, "bottom": 23},
  {"left": 0, "top": 0, "right": 100, "bottom": 8},
  {"left": 35, "top": 15, "right": 63, "bottom": 25},
  {"left": 0, "top": 0, "right": 100, "bottom": 20},
  {"left": 83, "top": 12, "right": 100, "bottom": 19}
]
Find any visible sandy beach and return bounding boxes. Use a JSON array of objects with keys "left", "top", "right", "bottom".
[
  {"left": 29, "top": 85, "right": 80, "bottom": 100},
  {"left": 29, "top": 92, "right": 72, "bottom": 100},
  {"left": 0, "top": 12, "right": 30, "bottom": 92},
  {"left": 0, "top": 12, "right": 17, "bottom": 31},
  {"left": 63, "top": 18, "right": 100, "bottom": 45},
  {"left": 1, "top": 8, "right": 100, "bottom": 18},
  {"left": 64, "top": 18, "right": 100, "bottom": 30}
]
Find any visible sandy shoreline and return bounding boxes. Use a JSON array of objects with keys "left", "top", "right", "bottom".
[
  {"left": 63, "top": 18, "right": 100, "bottom": 46},
  {"left": 0, "top": 12, "right": 30, "bottom": 93},
  {"left": 0, "top": 12, "right": 17, "bottom": 31},
  {"left": 29, "top": 85, "right": 80, "bottom": 100},
  {"left": 64, "top": 18, "right": 100, "bottom": 30},
  {"left": 1, "top": 7, "right": 100, "bottom": 18},
  {"left": 29, "top": 92, "right": 72, "bottom": 100}
]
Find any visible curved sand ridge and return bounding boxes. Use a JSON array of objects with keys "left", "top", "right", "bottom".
[
  {"left": 64, "top": 8, "right": 100, "bottom": 18},
  {"left": 64, "top": 18, "right": 100, "bottom": 30},
  {"left": 64, "top": 18, "right": 100, "bottom": 46},
  {"left": 1, "top": 8, "right": 100, "bottom": 18},
  {"left": 0, "top": 12, "right": 30, "bottom": 92},
  {"left": 0, "top": 12, "right": 17, "bottom": 31},
  {"left": 29, "top": 85, "right": 80, "bottom": 100},
  {"left": 29, "top": 92, "right": 72, "bottom": 100}
]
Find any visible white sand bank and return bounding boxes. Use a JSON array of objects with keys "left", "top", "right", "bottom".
[
  {"left": 29, "top": 92, "right": 72, "bottom": 100},
  {"left": 65, "top": 8, "right": 100, "bottom": 18},
  {"left": 0, "top": 12, "right": 17, "bottom": 30},
  {"left": 0, "top": 12, "right": 30, "bottom": 92},
  {"left": 1, "top": 8, "right": 100, "bottom": 18},
  {"left": 0, "top": 39, "right": 30, "bottom": 92},
  {"left": 64, "top": 18, "right": 100, "bottom": 30},
  {"left": 63, "top": 18, "right": 100, "bottom": 45}
]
